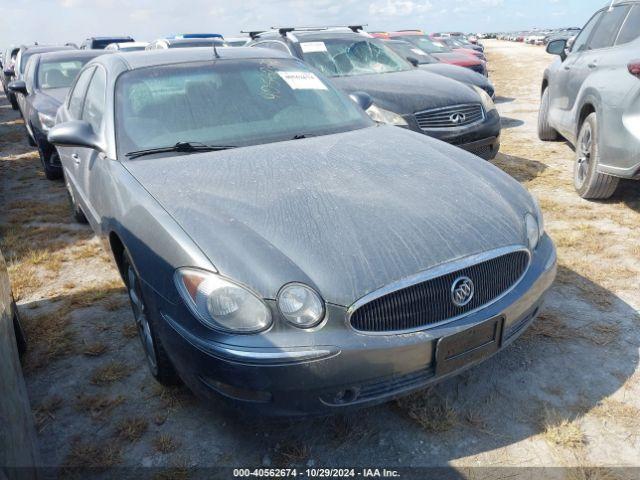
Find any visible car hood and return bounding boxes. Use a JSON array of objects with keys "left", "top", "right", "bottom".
[
  {"left": 432, "top": 52, "right": 481, "bottom": 66},
  {"left": 419, "top": 63, "right": 491, "bottom": 90},
  {"left": 330, "top": 69, "right": 480, "bottom": 115},
  {"left": 124, "top": 126, "right": 534, "bottom": 307}
]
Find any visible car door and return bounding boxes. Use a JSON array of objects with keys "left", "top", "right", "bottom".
[
  {"left": 77, "top": 66, "right": 107, "bottom": 229},
  {"left": 596, "top": 4, "right": 640, "bottom": 173},
  {"left": 549, "top": 10, "right": 602, "bottom": 135},
  {"left": 58, "top": 66, "right": 95, "bottom": 211},
  {"left": 22, "top": 57, "right": 39, "bottom": 137}
]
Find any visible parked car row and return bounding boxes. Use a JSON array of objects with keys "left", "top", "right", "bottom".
[
  {"left": 495, "top": 28, "right": 582, "bottom": 46},
  {"left": 1, "top": 26, "right": 558, "bottom": 416}
]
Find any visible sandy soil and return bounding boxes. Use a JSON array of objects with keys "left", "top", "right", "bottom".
[{"left": 0, "top": 40, "right": 639, "bottom": 476}]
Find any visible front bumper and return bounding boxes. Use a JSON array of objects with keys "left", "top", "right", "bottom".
[
  {"left": 153, "top": 236, "right": 556, "bottom": 417},
  {"left": 405, "top": 108, "right": 502, "bottom": 160}
]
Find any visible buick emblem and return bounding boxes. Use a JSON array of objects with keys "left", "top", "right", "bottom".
[
  {"left": 450, "top": 112, "right": 467, "bottom": 125},
  {"left": 451, "top": 276, "right": 474, "bottom": 307}
]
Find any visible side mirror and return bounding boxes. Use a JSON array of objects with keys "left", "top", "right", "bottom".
[
  {"left": 47, "top": 121, "right": 103, "bottom": 151},
  {"left": 546, "top": 39, "right": 568, "bottom": 60},
  {"left": 406, "top": 56, "right": 419, "bottom": 67},
  {"left": 8, "top": 80, "right": 27, "bottom": 95},
  {"left": 349, "top": 91, "right": 374, "bottom": 111}
]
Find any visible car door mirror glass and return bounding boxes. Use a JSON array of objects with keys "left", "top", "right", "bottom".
[
  {"left": 349, "top": 91, "right": 374, "bottom": 111},
  {"left": 546, "top": 39, "right": 567, "bottom": 57},
  {"left": 47, "top": 120, "right": 104, "bottom": 152}
]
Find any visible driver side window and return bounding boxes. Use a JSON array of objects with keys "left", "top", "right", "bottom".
[
  {"left": 68, "top": 67, "right": 95, "bottom": 119},
  {"left": 571, "top": 11, "right": 603, "bottom": 53}
]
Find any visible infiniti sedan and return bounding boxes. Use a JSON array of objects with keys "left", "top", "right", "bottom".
[
  {"left": 48, "top": 47, "right": 556, "bottom": 416},
  {"left": 8, "top": 50, "right": 103, "bottom": 179},
  {"left": 249, "top": 29, "right": 501, "bottom": 159}
]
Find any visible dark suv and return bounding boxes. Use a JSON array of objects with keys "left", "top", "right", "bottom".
[
  {"left": 248, "top": 28, "right": 501, "bottom": 159},
  {"left": 80, "top": 36, "right": 134, "bottom": 49},
  {"left": 539, "top": 0, "right": 640, "bottom": 199}
]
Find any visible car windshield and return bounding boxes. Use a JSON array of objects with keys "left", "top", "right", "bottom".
[
  {"left": 115, "top": 58, "right": 374, "bottom": 157},
  {"left": 94, "top": 39, "right": 131, "bottom": 49},
  {"left": 37, "top": 57, "right": 93, "bottom": 89},
  {"left": 398, "top": 35, "right": 453, "bottom": 54},
  {"left": 384, "top": 42, "right": 438, "bottom": 65},
  {"left": 298, "top": 37, "right": 411, "bottom": 77}
]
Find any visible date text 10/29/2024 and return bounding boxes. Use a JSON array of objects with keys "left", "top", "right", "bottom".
[{"left": 233, "top": 469, "right": 401, "bottom": 478}]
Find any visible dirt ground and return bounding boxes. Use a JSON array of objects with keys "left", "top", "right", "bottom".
[{"left": 1, "top": 40, "right": 639, "bottom": 476}]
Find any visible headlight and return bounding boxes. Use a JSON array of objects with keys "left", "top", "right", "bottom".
[
  {"left": 37, "top": 112, "right": 55, "bottom": 132},
  {"left": 472, "top": 86, "right": 496, "bottom": 113},
  {"left": 525, "top": 197, "right": 545, "bottom": 251},
  {"left": 366, "top": 104, "right": 408, "bottom": 126},
  {"left": 174, "top": 268, "right": 271, "bottom": 333},
  {"left": 277, "top": 283, "right": 325, "bottom": 329}
]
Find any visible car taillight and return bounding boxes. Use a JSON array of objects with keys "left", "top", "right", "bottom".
[{"left": 629, "top": 61, "right": 640, "bottom": 78}]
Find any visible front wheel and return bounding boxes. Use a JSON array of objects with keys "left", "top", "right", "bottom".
[
  {"left": 538, "top": 88, "right": 559, "bottom": 141},
  {"left": 63, "top": 171, "right": 88, "bottom": 223},
  {"left": 122, "top": 250, "right": 180, "bottom": 386},
  {"left": 39, "top": 147, "right": 62, "bottom": 180},
  {"left": 574, "top": 113, "right": 619, "bottom": 200}
]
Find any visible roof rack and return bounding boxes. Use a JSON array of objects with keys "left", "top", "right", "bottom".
[
  {"left": 269, "top": 25, "right": 367, "bottom": 36},
  {"left": 240, "top": 30, "right": 267, "bottom": 40}
]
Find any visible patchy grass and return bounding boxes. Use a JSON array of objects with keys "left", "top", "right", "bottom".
[
  {"left": 116, "top": 417, "right": 149, "bottom": 443},
  {"left": 396, "top": 392, "right": 458, "bottom": 433},
  {"left": 589, "top": 398, "right": 640, "bottom": 430},
  {"left": 122, "top": 323, "right": 139, "bottom": 339},
  {"left": 33, "top": 396, "right": 64, "bottom": 433},
  {"left": 90, "top": 361, "right": 132, "bottom": 386},
  {"left": 153, "top": 434, "right": 179, "bottom": 454},
  {"left": 541, "top": 408, "right": 586, "bottom": 449},
  {"left": 64, "top": 441, "right": 122, "bottom": 469},
  {"left": 275, "top": 442, "right": 311, "bottom": 466},
  {"left": 22, "top": 308, "right": 76, "bottom": 372},
  {"left": 75, "top": 394, "right": 125, "bottom": 420},
  {"left": 82, "top": 341, "right": 108, "bottom": 357}
]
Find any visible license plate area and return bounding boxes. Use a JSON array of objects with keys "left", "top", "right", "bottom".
[{"left": 435, "top": 317, "right": 504, "bottom": 376}]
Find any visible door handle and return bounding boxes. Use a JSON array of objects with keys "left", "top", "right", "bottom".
[
  {"left": 588, "top": 63, "right": 598, "bottom": 69},
  {"left": 564, "top": 66, "right": 571, "bottom": 71},
  {"left": 71, "top": 153, "right": 80, "bottom": 165}
]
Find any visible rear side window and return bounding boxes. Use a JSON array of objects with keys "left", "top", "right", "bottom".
[
  {"left": 82, "top": 67, "right": 107, "bottom": 131},
  {"left": 68, "top": 67, "right": 95, "bottom": 119},
  {"left": 572, "top": 11, "right": 603, "bottom": 53},
  {"left": 616, "top": 5, "right": 640, "bottom": 45},
  {"left": 588, "top": 6, "right": 631, "bottom": 50}
]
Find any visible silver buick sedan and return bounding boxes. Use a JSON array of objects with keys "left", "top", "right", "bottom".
[{"left": 49, "top": 47, "right": 556, "bottom": 416}]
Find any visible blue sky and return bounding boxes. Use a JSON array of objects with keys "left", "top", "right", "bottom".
[{"left": 1, "top": 0, "right": 607, "bottom": 47}]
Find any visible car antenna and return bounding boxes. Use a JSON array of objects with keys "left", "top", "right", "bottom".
[{"left": 213, "top": 41, "right": 220, "bottom": 59}]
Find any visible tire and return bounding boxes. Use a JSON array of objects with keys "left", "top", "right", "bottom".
[
  {"left": 39, "top": 147, "right": 62, "bottom": 181},
  {"left": 122, "top": 250, "right": 180, "bottom": 386},
  {"left": 574, "top": 113, "right": 620, "bottom": 200},
  {"left": 12, "top": 303, "right": 27, "bottom": 356},
  {"left": 538, "top": 88, "right": 559, "bottom": 141},
  {"left": 63, "top": 170, "right": 88, "bottom": 223},
  {"left": 25, "top": 125, "right": 36, "bottom": 147}
]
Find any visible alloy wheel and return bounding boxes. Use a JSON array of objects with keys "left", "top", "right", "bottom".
[
  {"left": 575, "top": 123, "right": 592, "bottom": 188},
  {"left": 127, "top": 264, "right": 158, "bottom": 375}
]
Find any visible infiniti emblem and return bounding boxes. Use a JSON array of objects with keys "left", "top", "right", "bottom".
[
  {"left": 451, "top": 276, "right": 474, "bottom": 307},
  {"left": 450, "top": 112, "right": 467, "bottom": 125}
]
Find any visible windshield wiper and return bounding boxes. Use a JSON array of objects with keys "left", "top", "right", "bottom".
[{"left": 125, "top": 141, "right": 236, "bottom": 159}]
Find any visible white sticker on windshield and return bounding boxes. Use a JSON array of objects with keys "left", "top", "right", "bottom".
[
  {"left": 277, "top": 71, "right": 328, "bottom": 90},
  {"left": 411, "top": 48, "right": 428, "bottom": 56},
  {"left": 300, "top": 42, "right": 328, "bottom": 53}
]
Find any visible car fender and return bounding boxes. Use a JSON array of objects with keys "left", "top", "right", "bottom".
[
  {"left": 573, "top": 86, "right": 602, "bottom": 143},
  {"left": 98, "top": 161, "right": 216, "bottom": 305}
]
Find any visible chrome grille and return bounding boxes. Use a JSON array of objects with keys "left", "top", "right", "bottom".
[
  {"left": 415, "top": 104, "right": 485, "bottom": 130},
  {"left": 349, "top": 250, "right": 530, "bottom": 333}
]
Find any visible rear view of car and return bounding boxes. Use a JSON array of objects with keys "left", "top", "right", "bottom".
[{"left": 539, "top": 0, "right": 640, "bottom": 199}]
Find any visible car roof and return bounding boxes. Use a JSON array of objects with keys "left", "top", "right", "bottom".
[
  {"left": 91, "top": 46, "right": 292, "bottom": 72},
  {"left": 21, "top": 45, "right": 76, "bottom": 54},
  {"left": 34, "top": 49, "right": 104, "bottom": 62},
  {"left": 89, "top": 36, "right": 134, "bottom": 41},
  {"left": 161, "top": 38, "right": 226, "bottom": 46}
]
